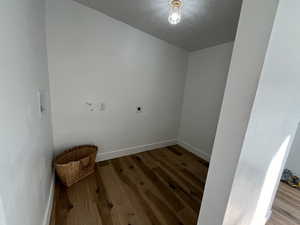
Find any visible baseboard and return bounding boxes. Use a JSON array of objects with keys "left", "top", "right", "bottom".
[
  {"left": 96, "top": 139, "right": 177, "bottom": 161},
  {"left": 177, "top": 140, "right": 211, "bottom": 161},
  {"left": 264, "top": 210, "right": 272, "bottom": 223},
  {"left": 42, "top": 173, "right": 55, "bottom": 225}
]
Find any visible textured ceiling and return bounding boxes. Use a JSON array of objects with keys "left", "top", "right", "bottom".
[{"left": 73, "top": 0, "right": 242, "bottom": 51}]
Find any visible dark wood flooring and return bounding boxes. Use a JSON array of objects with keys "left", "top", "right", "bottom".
[
  {"left": 50, "top": 145, "right": 209, "bottom": 225},
  {"left": 267, "top": 182, "right": 300, "bottom": 225}
]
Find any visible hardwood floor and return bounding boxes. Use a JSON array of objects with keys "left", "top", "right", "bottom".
[
  {"left": 50, "top": 145, "right": 300, "bottom": 225},
  {"left": 50, "top": 145, "right": 209, "bottom": 225},
  {"left": 267, "top": 182, "right": 300, "bottom": 225}
]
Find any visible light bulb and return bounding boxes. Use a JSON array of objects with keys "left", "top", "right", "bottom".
[{"left": 168, "top": 0, "right": 182, "bottom": 25}]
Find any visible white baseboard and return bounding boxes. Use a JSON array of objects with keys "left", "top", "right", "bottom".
[
  {"left": 42, "top": 173, "right": 55, "bottom": 225},
  {"left": 264, "top": 210, "right": 272, "bottom": 224},
  {"left": 177, "top": 140, "right": 211, "bottom": 162},
  {"left": 96, "top": 139, "right": 177, "bottom": 161}
]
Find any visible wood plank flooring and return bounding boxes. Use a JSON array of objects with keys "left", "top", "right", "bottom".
[
  {"left": 50, "top": 145, "right": 300, "bottom": 225},
  {"left": 50, "top": 145, "right": 209, "bottom": 225},
  {"left": 267, "top": 182, "right": 300, "bottom": 225}
]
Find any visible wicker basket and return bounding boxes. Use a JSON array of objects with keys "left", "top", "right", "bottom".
[{"left": 55, "top": 145, "right": 98, "bottom": 187}]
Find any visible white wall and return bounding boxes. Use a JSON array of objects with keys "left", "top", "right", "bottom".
[
  {"left": 285, "top": 128, "right": 300, "bottom": 176},
  {"left": 199, "top": 0, "right": 300, "bottom": 225},
  {"left": 197, "top": 0, "right": 280, "bottom": 224},
  {"left": 46, "top": 0, "right": 188, "bottom": 157},
  {"left": 222, "top": 1, "right": 300, "bottom": 224},
  {"left": 0, "top": 1, "right": 53, "bottom": 225},
  {"left": 178, "top": 42, "right": 233, "bottom": 160}
]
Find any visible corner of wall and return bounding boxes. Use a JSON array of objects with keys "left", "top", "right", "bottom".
[
  {"left": 177, "top": 139, "right": 211, "bottom": 161},
  {"left": 177, "top": 52, "right": 190, "bottom": 140},
  {"left": 42, "top": 173, "right": 55, "bottom": 225}
]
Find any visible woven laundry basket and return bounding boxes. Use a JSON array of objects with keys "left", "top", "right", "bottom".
[{"left": 55, "top": 145, "right": 98, "bottom": 187}]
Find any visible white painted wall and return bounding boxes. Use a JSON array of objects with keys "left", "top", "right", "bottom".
[
  {"left": 197, "top": 0, "right": 280, "bottom": 224},
  {"left": 0, "top": 1, "right": 54, "bottom": 225},
  {"left": 46, "top": 0, "right": 188, "bottom": 157},
  {"left": 222, "top": 1, "right": 300, "bottom": 224},
  {"left": 285, "top": 129, "right": 300, "bottom": 176},
  {"left": 198, "top": 0, "right": 300, "bottom": 225},
  {"left": 178, "top": 42, "right": 233, "bottom": 160}
]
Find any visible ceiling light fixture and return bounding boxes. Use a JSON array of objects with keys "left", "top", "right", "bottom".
[{"left": 168, "top": 0, "right": 183, "bottom": 25}]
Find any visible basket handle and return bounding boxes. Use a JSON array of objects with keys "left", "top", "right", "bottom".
[{"left": 79, "top": 156, "right": 91, "bottom": 170}]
